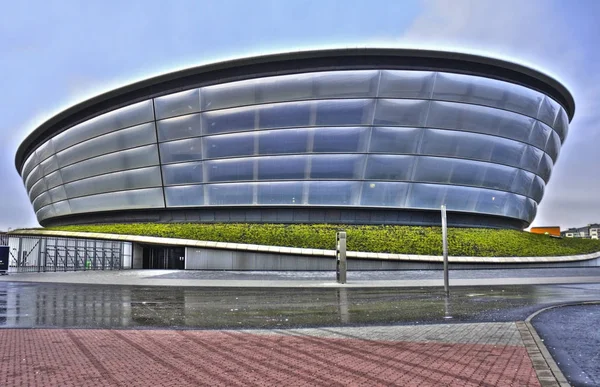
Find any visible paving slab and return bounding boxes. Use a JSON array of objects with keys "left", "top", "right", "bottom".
[{"left": 0, "top": 322, "right": 542, "bottom": 387}]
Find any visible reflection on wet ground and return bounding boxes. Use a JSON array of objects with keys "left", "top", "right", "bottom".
[
  {"left": 151, "top": 267, "right": 600, "bottom": 281},
  {"left": 1, "top": 282, "right": 599, "bottom": 329}
]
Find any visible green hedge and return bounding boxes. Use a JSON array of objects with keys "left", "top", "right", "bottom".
[{"left": 37, "top": 223, "right": 600, "bottom": 257}]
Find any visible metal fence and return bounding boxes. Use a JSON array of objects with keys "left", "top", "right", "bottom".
[{"left": 7, "top": 234, "right": 132, "bottom": 273}]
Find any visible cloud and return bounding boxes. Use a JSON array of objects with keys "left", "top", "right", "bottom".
[{"left": 398, "top": 0, "right": 600, "bottom": 228}]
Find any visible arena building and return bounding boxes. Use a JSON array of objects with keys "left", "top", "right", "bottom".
[{"left": 16, "top": 48, "right": 574, "bottom": 230}]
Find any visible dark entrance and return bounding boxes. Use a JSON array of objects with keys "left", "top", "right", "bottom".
[{"left": 142, "top": 246, "right": 185, "bottom": 269}]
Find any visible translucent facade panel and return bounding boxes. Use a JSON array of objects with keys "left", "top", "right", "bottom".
[
  {"left": 43, "top": 170, "right": 64, "bottom": 190},
  {"left": 32, "top": 192, "right": 52, "bottom": 212},
  {"left": 159, "top": 137, "right": 203, "bottom": 164},
  {"left": 529, "top": 176, "right": 545, "bottom": 202},
  {"left": 258, "top": 101, "right": 312, "bottom": 128},
  {"left": 205, "top": 159, "right": 254, "bottom": 182},
  {"left": 511, "top": 169, "right": 535, "bottom": 198},
  {"left": 165, "top": 185, "right": 204, "bottom": 207},
  {"left": 64, "top": 167, "right": 162, "bottom": 199},
  {"left": 553, "top": 108, "right": 569, "bottom": 141},
  {"left": 544, "top": 130, "right": 561, "bottom": 161},
  {"left": 36, "top": 204, "right": 55, "bottom": 222},
  {"left": 413, "top": 157, "right": 517, "bottom": 192},
  {"left": 204, "top": 132, "right": 255, "bottom": 159},
  {"left": 360, "top": 182, "right": 409, "bottom": 207},
  {"left": 491, "top": 140, "right": 529, "bottom": 169},
  {"left": 537, "top": 154, "right": 553, "bottom": 182},
  {"left": 373, "top": 99, "right": 429, "bottom": 127},
  {"left": 21, "top": 152, "right": 38, "bottom": 181},
  {"left": 407, "top": 184, "right": 478, "bottom": 213},
  {"left": 35, "top": 139, "right": 56, "bottom": 164},
  {"left": 312, "top": 127, "right": 368, "bottom": 153},
  {"left": 154, "top": 88, "right": 201, "bottom": 120},
  {"left": 202, "top": 104, "right": 256, "bottom": 134},
  {"left": 25, "top": 165, "right": 44, "bottom": 190},
  {"left": 162, "top": 161, "right": 203, "bottom": 186},
  {"left": 56, "top": 123, "right": 157, "bottom": 168},
  {"left": 364, "top": 155, "right": 415, "bottom": 181},
  {"left": 257, "top": 182, "right": 304, "bottom": 205},
  {"left": 312, "top": 70, "right": 379, "bottom": 98},
  {"left": 528, "top": 121, "right": 552, "bottom": 150},
  {"left": 307, "top": 181, "right": 359, "bottom": 205},
  {"left": 505, "top": 194, "right": 527, "bottom": 219},
  {"left": 369, "top": 127, "right": 422, "bottom": 154},
  {"left": 201, "top": 70, "right": 379, "bottom": 111},
  {"left": 29, "top": 178, "right": 47, "bottom": 201},
  {"left": 314, "top": 100, "right": 374, "bottom": 126},
  {"left": 432, "top": 72, "right": 544, "bottom": 117},
  {"left": 59, "top": 145, "right": 159, "bottom": 183},
  {"left": 537, "top": 96, "right": 560, "bottom": 127},
  {"left": 48, "top": 185, "right": 68, "bottom": 203},
  {"left": 39, "top": 155, "right": 60, "bottom": 176},
  {"left": 202, "top": 78, "right": 270, "bottom": 111},
  {"left": 156, "top": 113, "right": 202, "bottom": 142},
  {"left": 310, "top": 155, "right": 365, "bottom": 179},
  {"left": 420, "top": 129, "right": 525, "bottom": 168},
  {"left": 258, "top": 129, "right": 309, "bottom": 155},
  {"left": 257, "top": 156, "right": 307, "bottom": 180},
  {"left": 206, "top": 183, "right": 253, "bottom": 205},
  {"left": 472, "top": 190, "right": 510, "bottom": 217},
  {"left": 52, "top": 200, "right": 71, "bottom": 217},
  {"left": 479, "top": 163, "right": 519, "bottom": 192},
  {"left": 68, "top": 188, "right": 164, "bottom": 214},
  {"left": 523, "top": 199, "right": 537, "bottom": 222},
  {"left": 520, "top": 146, "right": 544, "bottom": 174},
  {"left": 427, "top": 101, "right": 534, "bottom": 143},
  {"left": 51, "top": 100, "right": 154, "bottom": 153},
  {"left": 378, "top": 71, "right": 436, "bottom": 99}
]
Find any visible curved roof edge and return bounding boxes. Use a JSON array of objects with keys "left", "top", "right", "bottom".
[{"left": 15, "top": 48, "right": 575, "bottom": 172}]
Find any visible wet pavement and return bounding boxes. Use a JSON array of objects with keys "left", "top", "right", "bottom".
[
  {"left": 1, "top": 281, "right": 600, "bottom": 330},
  {"left": 532, "top": 304, "right": 600, "bottom": 387},
  {"left": 151, "top": 267, "right": 600, "bottom": 281}
]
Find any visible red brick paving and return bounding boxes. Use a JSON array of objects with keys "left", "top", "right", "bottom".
[{"left": 0, "top": 329, "right": 540, "bottom": 386}]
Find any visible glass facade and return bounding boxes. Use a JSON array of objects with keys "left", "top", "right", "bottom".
[{"left": 20, "top": 69, "right": 570, "bottom": 226}]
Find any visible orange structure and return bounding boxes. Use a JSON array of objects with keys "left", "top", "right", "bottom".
[{"left": 530, "top": 227, "right": 561, "bottom": 237}]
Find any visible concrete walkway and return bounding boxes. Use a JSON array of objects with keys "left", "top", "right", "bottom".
[{"left": 2, "top": 269, "right": 600, "bottom": 288}]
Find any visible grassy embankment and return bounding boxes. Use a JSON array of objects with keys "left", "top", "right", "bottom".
[{"left": 39, "top": 223, "right": 600, "bottom": 257}]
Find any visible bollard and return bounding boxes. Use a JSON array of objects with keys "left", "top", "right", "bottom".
[
  {"left": 441, "top": 204, "right": 449, "bottom": 296},
  {"left": 336, "top": 231, "right": 347, "bottom": 284}
]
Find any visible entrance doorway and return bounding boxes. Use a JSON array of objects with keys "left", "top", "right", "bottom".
[{"left": 142, "top": 246, "right": 185, "bottom": 269}]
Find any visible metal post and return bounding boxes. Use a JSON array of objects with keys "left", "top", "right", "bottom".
[
  {"left": 441, "top": 204, "right": 449, "bottom": 296},
  {"left": 336, "top": 231, "right": 347, "bottom": 284},
  {"left": 37, "top": 238, "right": 42, "bottom": 272},
  {"left": 17, "top": 237, "right": 23, "bottom": 272}
]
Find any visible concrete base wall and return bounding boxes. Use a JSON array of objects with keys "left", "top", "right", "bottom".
[
  {"left": 185, "top": 247, "right": 600, "bottom": 271},
  {"left": 132, "top": 243, "right": 143, "bottom": 269}
]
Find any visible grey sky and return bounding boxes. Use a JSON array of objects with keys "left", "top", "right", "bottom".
[{"left": 1, "top": 0, "right": 598, "bottom": 230}]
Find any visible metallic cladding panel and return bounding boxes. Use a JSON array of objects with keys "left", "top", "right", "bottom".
[{"left": 20, "top": 68, "right": 570, "bottom": 227}]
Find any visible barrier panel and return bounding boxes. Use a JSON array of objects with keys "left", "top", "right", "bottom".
[{"left": 7, "top": 234, "right": 131, "bottom": 273}]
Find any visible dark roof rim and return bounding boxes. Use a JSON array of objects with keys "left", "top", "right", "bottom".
[{"left": 15, "top": 48, "right": 575, "bottom": 172}]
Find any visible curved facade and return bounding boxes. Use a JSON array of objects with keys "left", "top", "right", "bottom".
[{"left": 16, "top": 49, "right": 574, "bottom": 228}]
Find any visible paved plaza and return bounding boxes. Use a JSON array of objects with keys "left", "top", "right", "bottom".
[
  {"left": 0, "top": 322, "right": 544, "bottom": 387},
  {"left": 2, "top": 278, "right": 597, "bottom": 385}
]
